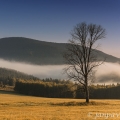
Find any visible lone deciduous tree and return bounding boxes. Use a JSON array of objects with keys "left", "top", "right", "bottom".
[{"left": 64, "top": 22, "right": 106, "bottom": 103}]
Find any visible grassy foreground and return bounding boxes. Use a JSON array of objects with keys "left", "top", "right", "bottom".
[{"left": 0, "top": 90, "right": 120, "bottom": 120}]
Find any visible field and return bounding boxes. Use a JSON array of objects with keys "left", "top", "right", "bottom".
[{"left": 0, "top": 90, "right": 120, "bottom": 120}]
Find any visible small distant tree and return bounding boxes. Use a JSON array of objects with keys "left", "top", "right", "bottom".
[{"left": 64, "top": 22, "right": 106, "bottom": 103}]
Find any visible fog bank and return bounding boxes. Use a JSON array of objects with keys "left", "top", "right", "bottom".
[
  {"left": 0, "top": 59, "right": 120, "bottom": 83},
  {"left": 0, "top": 59, "right": 67, "bottom": 79},
  {"left": 96, "top": 62, "right": 120, "bottom": 83}
]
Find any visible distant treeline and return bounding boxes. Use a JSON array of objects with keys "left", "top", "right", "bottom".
[
  {"left": 0, "top": 67, "right": 39, "bottom": 86},
  {"left": 14, "top": 79, "right": 120, "bottom": 99},
  {"left": 90, "top": 84, "right": 120, "bottom": 99},
  {"left": 14, "top": 79, "right": 75, "bottom": 98}
]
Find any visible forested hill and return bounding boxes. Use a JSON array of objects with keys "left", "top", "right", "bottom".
[
  {"left": 0, "top": 67, "right": 38, "bottom": 80},
  {"left": 0, "top": 37, "right": 66, "bottom": 64},
  {"left": 0, "top": 67, "right": 39, "bottom": 86},
  {"left": 0, "top": 37, "right": 119, "bottom": 65}
]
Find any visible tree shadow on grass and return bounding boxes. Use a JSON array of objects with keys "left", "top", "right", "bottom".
[{"left": 50, "top": 101, "right": 109, "bottom": 106}]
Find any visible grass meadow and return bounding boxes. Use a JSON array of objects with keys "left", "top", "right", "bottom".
[{"left": 0, "top": 90, "right": 120, "bottom": 120}]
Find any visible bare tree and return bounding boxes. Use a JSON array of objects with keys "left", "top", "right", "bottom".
[{"left": 64, "top": 22, "right": 106, "bottom": 103}]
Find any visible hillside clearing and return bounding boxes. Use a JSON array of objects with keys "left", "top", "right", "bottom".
[{"left": 0, "top": 90, "right": 120, "bottom": 120}]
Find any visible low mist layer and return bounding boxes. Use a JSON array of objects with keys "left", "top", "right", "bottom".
[
  {"left": 96, "top": 62, "right": 120, "bottom": 83},
  {"left": 0, "top": 59, "right": 67, "bottom": 79},
  {"left": 0, "top": 59, "right": 120, "bottom": 83}
]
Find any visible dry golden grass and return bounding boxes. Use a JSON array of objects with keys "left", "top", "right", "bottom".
[{"left": 0, "top": 90, "right": 120, "bottom": 120}]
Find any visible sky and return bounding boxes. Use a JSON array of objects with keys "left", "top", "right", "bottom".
[{"left": 0, "top": 0, "right": 120, "bottom": 57}]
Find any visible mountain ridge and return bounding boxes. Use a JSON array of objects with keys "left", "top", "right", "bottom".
[{"left": 0, "top": 37, "right": 119, "bottom": 65}]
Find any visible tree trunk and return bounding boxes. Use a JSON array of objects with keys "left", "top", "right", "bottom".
[
  {"left": 85, "top": 77, "right": 89, "bottom": 103},
  {"left": 85, "top": 87, "right": 89, "bottom": 103}
]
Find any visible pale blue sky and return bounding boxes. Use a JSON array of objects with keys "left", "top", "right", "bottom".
[{"left": 0, "top": 0, "right": 120, "bottom": 57}]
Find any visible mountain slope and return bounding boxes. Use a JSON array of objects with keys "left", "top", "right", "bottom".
[{"left": 0, "top": 37, "right": 119, "bottom": 65}]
